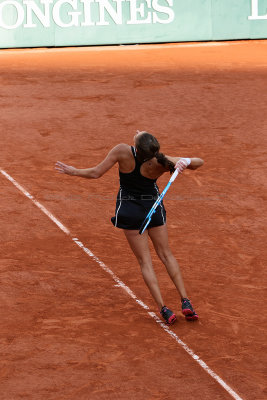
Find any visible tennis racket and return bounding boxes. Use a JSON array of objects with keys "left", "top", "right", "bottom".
[{"left": 139, "top": 158, "right": 190, "bottom": 235}]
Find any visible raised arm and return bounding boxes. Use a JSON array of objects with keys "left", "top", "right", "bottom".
[
  {"left": 167, "top": 156, "right": 204, "bottom": 170},
  {"left": 55, "top": 144, "right": 126, "bottom": 179}
]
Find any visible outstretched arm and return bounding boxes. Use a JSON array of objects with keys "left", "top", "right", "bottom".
[{"left": 55, "top": 144, "right": 126, "bottom": 179}]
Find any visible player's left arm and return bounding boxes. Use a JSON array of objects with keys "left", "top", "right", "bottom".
[{"left": 55, "top": 144, "right": 125, "bottom": 179}]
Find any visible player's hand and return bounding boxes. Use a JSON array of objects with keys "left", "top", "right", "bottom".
[
  {"left": 136, "top": 130, "right": 146, "bottom": 135},
  {"left": 175, "top": 159, "right": 188, "bottom": 173},
  {"left": 55, "top": 161, "right": 76, "bottom": 176}
]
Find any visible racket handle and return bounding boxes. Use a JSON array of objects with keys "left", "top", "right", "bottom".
[
  {"left": 170, "top": 168, "right": 179, "bottom": 182},
  {"left": 171, "top": 158, "right": 191, "bottom": 181}
]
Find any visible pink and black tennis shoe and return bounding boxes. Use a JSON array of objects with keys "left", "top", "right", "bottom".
[
  {"left": 160, "top": 306, "right": 177, "bottom": 325},
  {"left": 181, "top": 298, "right": 198, "bottom": 321}
]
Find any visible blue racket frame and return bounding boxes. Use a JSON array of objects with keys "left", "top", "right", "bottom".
[{"left": 139, "top": 168, "right": 180, "bottom": 235}]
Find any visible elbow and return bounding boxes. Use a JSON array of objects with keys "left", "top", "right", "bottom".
[
  {"left": 90, "top": 168, "right": 103, "bottom": 179},
  {"left": 91, "top": 169, "right": 101, "bottom": 179},
  {"left": 190, "top": 158, "right": 204, "bottom": 170},
  {"left": 195, "top": 159, "right": 204, "bottom": 169}
]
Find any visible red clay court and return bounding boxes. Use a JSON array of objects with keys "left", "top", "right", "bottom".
[{"left": 0, "top": 40, "right": 266, "bottom": 399}]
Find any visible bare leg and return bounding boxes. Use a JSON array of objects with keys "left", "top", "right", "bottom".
[
  {"left": 148, "top": 225, "right": 188, "bottom": 299},
  {"left": 123, "top": 229, "right": 164, "bottom": 311}
]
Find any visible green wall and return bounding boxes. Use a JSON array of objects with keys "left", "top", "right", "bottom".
[{"left": 0, "top": 0, "right": 267, "bottom": 49}]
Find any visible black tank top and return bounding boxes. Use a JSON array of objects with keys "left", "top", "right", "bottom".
[{"left": 119, "top": 146, "right": 158, "bottom": 197}]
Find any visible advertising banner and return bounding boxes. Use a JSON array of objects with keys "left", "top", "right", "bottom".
[{"left": 0, "top": 0, "right": 267, "bottom": 48}]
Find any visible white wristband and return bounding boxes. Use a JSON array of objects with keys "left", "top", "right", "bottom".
[{"left": 183, "top": 158, "right": 191, "bottom": 166}]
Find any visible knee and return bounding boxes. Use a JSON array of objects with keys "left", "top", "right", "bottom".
[
  {"left": 136, "top": 256, "right": 152, "bottom": 270},
  {"left": 157, "top": 247, "right": 173, "bottom": 265}
]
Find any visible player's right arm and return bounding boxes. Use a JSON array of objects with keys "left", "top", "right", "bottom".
[{"left": 167, "top": 156, "right": 204, "bottom": 170}]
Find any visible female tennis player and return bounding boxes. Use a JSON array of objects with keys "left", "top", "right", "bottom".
[{"left": 55, "top": 131, "right": 204, "bottom": 325}]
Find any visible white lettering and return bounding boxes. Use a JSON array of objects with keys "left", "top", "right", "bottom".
[
  {"left": 96, "top": 0, "right": 124, "bottom": 26},
  {"left": 53, "top": 0, "right": 81, "bottom": 27},
  {"left": 81, "top": 0, "right": 95, "bottom": 26},
  {"left": 0, "top": 0, "right": 24, "bottom": 29},
  {"left": 127, "top": 0, "right": 152, "bottom": 25},
  {"left": 152, "top": 0, "right": 174, "bottom": 24},
  {"left": 248, "top": 0, "right": 267, "bottom": 20},
  {"left": 24, "top": 0, "right": 53, "bottom": 28},
  {"left": 0, "top": 0, "right": 175, "bottom": 29}
]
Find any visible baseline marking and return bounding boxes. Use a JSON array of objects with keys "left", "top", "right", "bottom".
[{"left": 0, "top": 168, "right": 244, "bottom": 400}]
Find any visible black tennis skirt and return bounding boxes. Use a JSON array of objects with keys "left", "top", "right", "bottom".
[{"left": 111, "top": 189, "right": 166, "bottom": 230}]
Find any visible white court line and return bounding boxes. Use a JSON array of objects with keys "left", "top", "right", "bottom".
[
  {"left": 0, "top": 41, "right": 241, "bottom": 55},
  {"left": 0, "top": 168, "right": 244, "bottom": 400}
]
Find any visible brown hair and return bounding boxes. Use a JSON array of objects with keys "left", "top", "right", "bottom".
[{"left": 136, "top": 132, "right": 175, "bottom": 173}]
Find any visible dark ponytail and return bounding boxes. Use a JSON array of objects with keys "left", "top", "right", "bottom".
[
  {"left": 136, "top": 132, "right": 175, "bottom": 173},
  {"left": 155, "top": 152, "right": 175, "bottom": 173}
]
